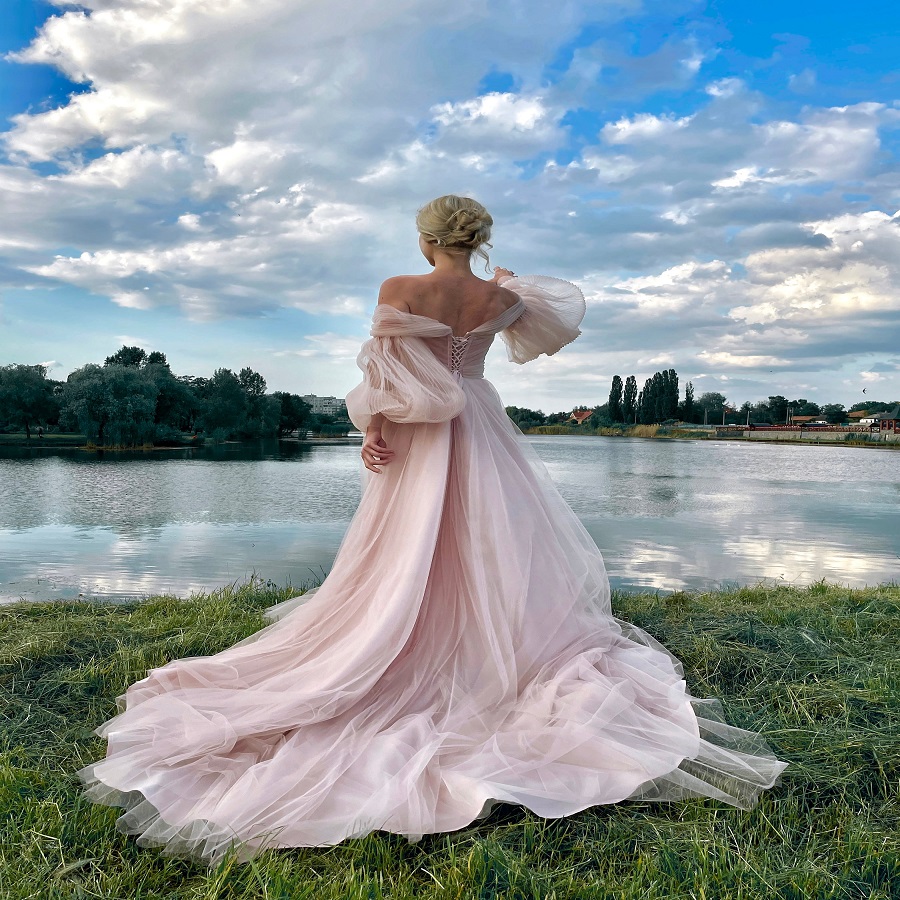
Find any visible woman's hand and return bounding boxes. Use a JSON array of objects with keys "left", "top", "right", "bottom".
[
  {"left": 361, "top": 427, "right": 395, "bottom": 474},
  {"left": 492, "top": 266, "right": 515, "bottom": 283}
]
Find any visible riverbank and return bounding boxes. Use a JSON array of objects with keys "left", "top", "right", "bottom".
[
  {"left": 0, "top": 432, "right": 358, "bottom": 451},
  {"left": 1, "top": 579, "right": 897, "bottom": 898},
  {"left": 525, "top": 423, "right": 900, "bottom": 447},
  {"left": 526, "top": 424, "right": 705, "bottom": 439}
]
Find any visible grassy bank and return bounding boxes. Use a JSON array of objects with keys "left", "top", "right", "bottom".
[
  {"left": 0, "top": 432, "right": 89, "bottom": 447},
  {"left": 524, "top": 424, "right": 900, "bottom": 448},
  {"left": 0, "top": 432, "right": 200, "bottom": 450},
  {"left": 526, "top": 424, "right": 707, "bottom": 439},
  {"left": 1, "top": 579, "right": 898, "bottom": 899}
]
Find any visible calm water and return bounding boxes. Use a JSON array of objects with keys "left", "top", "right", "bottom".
[{"left": 1, "top": 436, "right": 897, "bottom": 603}]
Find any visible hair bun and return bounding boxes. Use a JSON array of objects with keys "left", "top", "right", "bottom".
[{"left": 416, "top": 195, "right": 493, "bottom": 268}]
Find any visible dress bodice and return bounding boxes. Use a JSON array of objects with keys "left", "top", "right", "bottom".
[
  {"left": 372, "top": 297, "right": 529, "bottom": 380},
  {"left": 426, "top": 332, "right": 499, "bottom": 379},
  {"left": 345, "top": 275, "right": 587, "bottom": 432}
]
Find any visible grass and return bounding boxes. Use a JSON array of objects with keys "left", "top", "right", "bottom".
[
  {"left": 1, "top": 578, "right": 898, "bottom": 899},
  {"left": 526, "top": 424, "right": 703, "bottom": 439}
]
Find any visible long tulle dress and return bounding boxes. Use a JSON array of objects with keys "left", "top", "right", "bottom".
[{"left": 76, "top": 274, "right": 788, "bottom": 867}]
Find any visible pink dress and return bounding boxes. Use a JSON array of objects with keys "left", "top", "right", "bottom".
[{"left": 77, "top": 275, "right": 788, "bottom": 867}]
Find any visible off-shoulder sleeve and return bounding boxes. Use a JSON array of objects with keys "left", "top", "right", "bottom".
[
  {"left": 345, "top": 333, "right": 466, "bottom": 432},
  {"left": 498, "top": 274, "right": 586, "bottom": 364}
]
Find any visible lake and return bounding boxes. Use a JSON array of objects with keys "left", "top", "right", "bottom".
[{"left": 1, "top": 435, "right": 897, "bottom": 603}]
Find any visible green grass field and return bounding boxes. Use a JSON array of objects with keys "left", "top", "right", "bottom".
[{"left": 1, "top": 579, "right": 897, "bottom": 899}]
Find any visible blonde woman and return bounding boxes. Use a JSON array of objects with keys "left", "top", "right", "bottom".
[{"left": 78, "top": 195, "right": 787, "bottom": 866}]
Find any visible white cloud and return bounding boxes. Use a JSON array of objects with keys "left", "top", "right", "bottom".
[
  {"left": 729, "top": 210, "right": 900, "bottom": 325},
  {"left": 601, "top": 112, "right": 693, "bottom": 144},
  {"left": 697, "top": 351, "right": 789, "bottom": 368},
  {"left": 1, "top": 0, "right": 899, "bottom": 406},
  {"left": 586, "top": 260, "right": 734, "bottom": 316},
  {"left": 705, "top": 77, "right": 744, "bottom": 98}
]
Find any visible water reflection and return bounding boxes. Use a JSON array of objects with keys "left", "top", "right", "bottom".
[{"left": 1, "top": 436, "right": 897, "bottom": 602}]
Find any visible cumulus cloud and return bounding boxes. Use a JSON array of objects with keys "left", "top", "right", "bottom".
[
  {"left": 728, "top": 210, "right": 900, "bottom": 325},
  {"left": 1, "top": 0, "right": 899, "bottom": 407}
]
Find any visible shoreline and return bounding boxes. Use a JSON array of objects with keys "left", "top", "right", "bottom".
[
  {"left": 523, "top": 425, "right": 900, "bottom": 448},
  {"left": 0, "top": 433, "right": 360, "bottom": 451}
]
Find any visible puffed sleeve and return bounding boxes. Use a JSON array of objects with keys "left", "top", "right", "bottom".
[
  {"left": 498, "top": 274, "right": 586, "bottom": 364},
  {"left": 345, "top": 333, "right": 466, "bottom": 432}
]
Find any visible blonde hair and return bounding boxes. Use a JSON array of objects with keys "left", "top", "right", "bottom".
[{"left": 416, "top": 195, "right": 493, "bottom": 269}]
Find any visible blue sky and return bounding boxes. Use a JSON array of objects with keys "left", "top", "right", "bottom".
[{"left": 1, "top": 0, "right": 898, "bottom": 412}]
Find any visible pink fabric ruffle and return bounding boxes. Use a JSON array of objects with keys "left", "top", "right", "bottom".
[
  {"left": 498, "top": 274, "right": 586, "bottom": 363},
  {"left": 345, "top": 317, "right": 467, "bottom": 431}
]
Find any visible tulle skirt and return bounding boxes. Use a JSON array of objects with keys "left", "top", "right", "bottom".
[{"left": 77, "top": 375, "right": 788, "bottom": 867}]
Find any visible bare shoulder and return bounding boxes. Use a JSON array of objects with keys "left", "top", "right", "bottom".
[
  {"left": 495, "top": 283, "right": 521, "bottom": 311},
  {"left": 376, "top": 275, "right": 420, "bottom": 313}
]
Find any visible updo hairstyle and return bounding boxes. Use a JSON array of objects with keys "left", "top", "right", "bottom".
[{"left": 416, "top": 195, "right": 493, "bottom": 270}]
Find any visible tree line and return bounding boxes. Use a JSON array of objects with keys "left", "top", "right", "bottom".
[
  {"left": 504, "top": 367, "right": 896, "bottom": 430},
  {"left": 0, "top": 346, "right": 349, "bottom": 445}
]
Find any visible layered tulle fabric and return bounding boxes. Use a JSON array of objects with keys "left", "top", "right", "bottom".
[
  {"left": 77, "top": 274, "right": 788, "bottom": 868},
  {"left": 345, "top": 309, "right": 467, "bottom": 432},
  {"left": 498, "top": 274, "right": 586, "bottom": 363}
]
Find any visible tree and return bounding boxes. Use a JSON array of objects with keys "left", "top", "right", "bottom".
[
  {"left": 682, "top": 381, "right": 695, "bottom": 423},
  {"left": 142, "top": 362, "right": 195, "bottom": 434},
  {"left": 273, "top": 392, "right": 314, "bottom": 436},
  {"left": 236, "top": 367, "right": 279, "bottom": 438},
  {"left": 61, "top": 364, "right": 158, "bottom": 446},
  {"left": 104, "top": 345, "right": 147, "bottom": 368},
  {"left": 200, "top": 368, "right": 248, "bottom": 439},
  {"left": 696, "top": 392, "right": 727, "bottom": 424},
  {"left": 622, "top": 375, "right": 637, "bottom": 423},
  {"left": 666, "top": 369, "right": 679, "bottom": 420},
  {"left": 848, "top": 399, "right": 891, "bottom": 414},
  {"left": 504, "top": 405, "right": 547, "bottom": 431},
  {"left": 821, "top": 403, "right": 847, "bottom": 424},
  {"left": 767, "top": 395, "right": 789, "bottom": 424},
  {"left": 178, "top": 375, "right": 210, "bottom": 432},
  {"left": 789, "top": 398, "right": 820, "bottom": 417},
  {"left": 238, "top": 367, "right": 267, "bottom": 396},
  {"left": 145, "top": 350, "right": 170, "bottom": 369},
  {"left": 637, "top": 369, "right": 681, "bottom": 423},
  {"left": 608, "top": 376, "right": 623, "bottom": 423},
  {"left": 0, "top": 364, "right": 58, "bottom": 438}
]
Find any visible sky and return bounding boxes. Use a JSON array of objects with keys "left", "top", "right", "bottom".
[{"left": 1, "top": 0, "right": 899, "bottom": 414}]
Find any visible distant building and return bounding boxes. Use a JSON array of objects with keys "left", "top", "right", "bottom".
[
  {"left": 847, "top": 410, "right": 869, "bottom": 421},
  {"left": 301, "top": 394, "right": 348, "bottom": 416},
  {"left": 872, "top": 406, "right": 900, "bottom": 433},
  {"left": 566, "top": 409, "right": 594, "bottom": 425}
]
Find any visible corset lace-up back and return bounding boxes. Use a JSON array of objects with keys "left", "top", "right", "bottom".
[{"left": 449, "top": 336, "right": 470, "bottom": 375}]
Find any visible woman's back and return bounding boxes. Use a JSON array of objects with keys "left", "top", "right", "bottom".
[{"left": 379, "top": 272, "right": 519, "bottom": 337}]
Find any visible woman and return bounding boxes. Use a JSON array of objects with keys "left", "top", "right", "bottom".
[{"left": 77, "top": 195, "right": 788, "bottom": 867}]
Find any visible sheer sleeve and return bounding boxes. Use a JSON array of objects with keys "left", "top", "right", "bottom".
[
  {"left": 498, "top": 274, "right": 586, "bottom": 364},
  {"left": 345, "top": 333, "right": 466, "bottom": 432}
]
